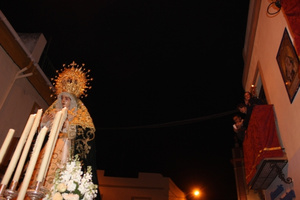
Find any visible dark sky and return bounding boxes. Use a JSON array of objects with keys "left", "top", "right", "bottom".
[{"left": 2, "top": 1, "right": 249, "bottom": 199}]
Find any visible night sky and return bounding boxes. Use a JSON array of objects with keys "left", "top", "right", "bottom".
[{"left": 2, "top": 1, "right": 249, "bottom": 199}]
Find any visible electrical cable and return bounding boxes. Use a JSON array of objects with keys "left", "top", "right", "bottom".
[{"left": 97, "top": 109, "right": 238, "bottom": 130}]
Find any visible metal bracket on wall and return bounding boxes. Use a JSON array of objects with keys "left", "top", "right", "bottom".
[
  {"left": 270, "top": 163, "right": 292, "bottom": 184},
  {"left": 0, "top": 67, "right": 33, "bottom": 110}
]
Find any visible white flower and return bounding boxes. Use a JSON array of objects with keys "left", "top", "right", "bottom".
[
  {"left": 66, "top": 180, "right": 77, "bottom": 192},
  {"left": 57, "top": 183, "right": 67, "bottom": 193},
  {"left": 62, "top": 193, "right": 80, "bottom": 200},
  {"left": 43, "top": 154, "right": 98, "bottom": 200},
  {"left": 53, "top": 192, "right": 63, "bottom": 200}
]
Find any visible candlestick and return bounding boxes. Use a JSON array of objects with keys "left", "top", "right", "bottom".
[
  {"left": 26, "top": 181, "right": 47, "bottom": 200},
  {"left": 17, "top": 126, "right": 47, "bottom": 200},
  {"left": 36, "top": 110, "right": 63, "bottom": 182},
  {"left": 0, "top": 129, "right": 15, "bottom": 165},
  {"left": 1, "top": 109, "right": 42, "bottom": 186},
  {"left": 4, "top": 181, "right": 18, "bottom": 200}
]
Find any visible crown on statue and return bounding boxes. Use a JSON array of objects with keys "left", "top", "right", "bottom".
[{"left": 51, "top": 61, "right": 93, "bottom": 98}]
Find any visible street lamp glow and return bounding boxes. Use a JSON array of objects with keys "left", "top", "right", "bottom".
[
  {"left": 186, "top": 188, "right": 202, "bottom": 199},
  {"left": 194, "top": 190, "right": 200, "bottom": 196}
]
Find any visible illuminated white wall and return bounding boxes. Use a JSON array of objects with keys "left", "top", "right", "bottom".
[{"left": 243, "top": 0, "right": 300, "bottom": 199}]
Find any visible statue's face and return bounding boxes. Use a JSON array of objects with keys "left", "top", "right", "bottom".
[{"left": 61, "top": 94, "right": 71, "bottom": 109}]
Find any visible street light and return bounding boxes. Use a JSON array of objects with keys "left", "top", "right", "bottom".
[
  {"left": 186, "top": 189, "right": 202, "bottom": 200},
  {"left": 193, "top": 189, "right": 200, "bottom": 197}
]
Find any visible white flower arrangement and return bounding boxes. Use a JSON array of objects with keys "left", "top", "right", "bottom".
[{"left": 43, "top": 155, "right": 98, "bottom": 200}]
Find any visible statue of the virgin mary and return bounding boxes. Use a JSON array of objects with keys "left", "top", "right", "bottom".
[{"left": 29, "top": 61, "right": 100, "bottom": 199}]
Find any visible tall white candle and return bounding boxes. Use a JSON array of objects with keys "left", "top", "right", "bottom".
[
  {"left": 58, "top": 107, "right": 68, "bottom": 134},
  {"left": 36, "top": 110, "right": 63, "bottom": 182},
  {"left": 17, "top": 126, "right": 47, "bottom": 200},
  {"left": 42, "top": 107, "right": 68, "bottom": 180},
  {"left": 1, "top": 109, "right": 42, "bottom": 186},
  {"left": 11, "top": 114, "right": 36, "bottom": 183},
  {"left": 0, "top": 129, "right": 15, "bottom": 165},
  {"left": 31, "top": 109, "right": 43, "bottom": 135}
]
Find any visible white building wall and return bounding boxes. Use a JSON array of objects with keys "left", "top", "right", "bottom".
[
  {"left": 244, "top": 0, "right": 300, "bottom": 199},
  {"left": 97, "top": 170, "right": 186, "bottom": 200}
]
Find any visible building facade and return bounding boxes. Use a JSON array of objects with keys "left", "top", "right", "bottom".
[
  {"left": 240, "top": 0, "right": 300, "bottom": 199},
  {"left": 97, "top": 170, "right": 186, "bottom": 200}
]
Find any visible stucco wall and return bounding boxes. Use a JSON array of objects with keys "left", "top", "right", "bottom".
[{"left": 244, "top": 0, "right": 300, "bottom": 198}]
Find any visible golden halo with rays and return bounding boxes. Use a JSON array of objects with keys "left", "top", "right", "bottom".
[{"left": 51, "top": 61, "right": 93, "bottom": 98}]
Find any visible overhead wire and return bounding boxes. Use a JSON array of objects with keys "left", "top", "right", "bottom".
[{"left": 97, "top": 109, "right": 238, "bottom": 130}]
